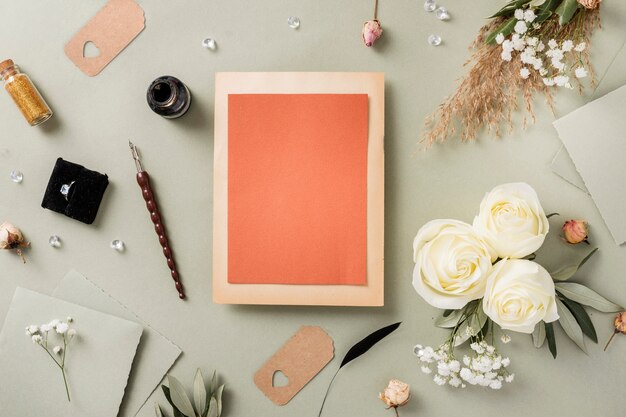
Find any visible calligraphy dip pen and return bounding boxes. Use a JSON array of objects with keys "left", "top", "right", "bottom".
[{"left": 129, "top": 141, "right": 186, "bottom": 299}]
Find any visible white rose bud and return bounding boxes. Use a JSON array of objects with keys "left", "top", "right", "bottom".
[
  {"left": 473, "top": 183, "right": 549, "bottom": 259},
  {"left": 379, "top": 379, "right": 410, "bottom": 408},
  {"left": 413, "top": 219, "right": 496, "bottom": 309},
  {"left": 483, "top": 259, "right": 559, "bottom": 334},
  {"left": 0, "top": 222, "right": 24, "bottom": 249}
]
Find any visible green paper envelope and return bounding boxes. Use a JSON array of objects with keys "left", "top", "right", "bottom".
[
  {"left": 53, "top": 270, "right": 182, "bottom": 417},
  {"left": 0, "top": 287, "right": 143, "bottom": 417}
]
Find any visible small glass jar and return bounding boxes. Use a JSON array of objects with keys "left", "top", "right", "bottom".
[
  {"left": 146, "top": 75, "right": 191, "bottom": 119},
  {"left": 0, "top": 59, "right": 53, "bottom": 126}
]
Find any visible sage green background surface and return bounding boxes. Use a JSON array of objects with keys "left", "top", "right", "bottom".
[{"left": 1, "top": 1, "right": 625, "bottom": 416}]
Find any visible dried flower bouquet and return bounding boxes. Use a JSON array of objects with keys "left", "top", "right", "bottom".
[{"left": 423, "top": 0, "right": 602, "bottom": 145}]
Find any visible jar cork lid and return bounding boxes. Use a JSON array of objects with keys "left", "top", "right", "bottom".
[{"left": 0, "top": 59, "right": 15, "bottom": 73}]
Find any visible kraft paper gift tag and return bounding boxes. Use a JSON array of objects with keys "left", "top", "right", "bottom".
[
  {"left": 53, "top": 270, "right": 182, "bottom": 417},
  {"left": 64, "top": 0, "right": 145, "bottom": 76},
  {"left": 553, "top": 84, "right": 626, "bottom": 245},
  {"left": 0, "top": 287, "right": 143, "bottom": 417}
]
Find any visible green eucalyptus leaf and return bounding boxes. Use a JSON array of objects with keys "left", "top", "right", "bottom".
[
  {"left": 435, "top": 309, "right": 464, "bottom": 328},
  {"left": 532, "top": 322, "right": 546, "bottom": 348},
  {"left": 545, "top": 322, "right": 557, "bottom": 358},
  {"left": 469, "top": 307, "right": 488, "bottom": 334},
  {"left": 155, "top": 403, "right": 164, "bottom": 417},
  {"left": 167, "top": 375, "right": 197, "bottom": 417},
  {"left": 453, "top": 321, "right": 471, "bottom": 347},
  {"left": 555, "top": 282, "right": 623, "bottom": 312},
  {"left": 216, "top": 385, "right": 225, "bottom": 416},
  {"left": 194, "top": 369, "right": 207, "bottom": 416},
  {"left": 207, "top": 397, "right": 218, "bottom": 417},
  {"left": 530, "top": 0, "right": 547, "bottom": 6},
  {"left": 489, "top": 0, "right": 532, "bottom": 18},
  {"left": 560, "top": 297, "right": 598, "bottom": 343},
  {"left": 210, "top": 371, "right": 217, "bottom": 397},
  {"left": 486, "top": 17, "right": 517, "bottom": 44},
  {"left": 555, "top": 0, "right": 580, "bottom": 25},
  {"left": 550, "top": 248, "right": 598, "bottom": 281},
  {"left": 162, "top": 386, "right": 185, "bottom": 417},
  {"left": 556, "top": 298, "right": 587, "bottom": 353}
]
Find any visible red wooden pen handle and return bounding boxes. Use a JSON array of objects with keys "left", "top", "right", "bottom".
[{"left": 136, "top": 171, "right": 186, "bottom": 299}]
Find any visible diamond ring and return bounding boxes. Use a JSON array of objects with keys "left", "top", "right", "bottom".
[{"left": 60, "top": 181, "right": 75, "bottom": 202}]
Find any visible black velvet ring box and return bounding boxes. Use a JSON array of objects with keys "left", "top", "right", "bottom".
[{"left": 41, "top": 158, "right": 109, "bottom": 224}]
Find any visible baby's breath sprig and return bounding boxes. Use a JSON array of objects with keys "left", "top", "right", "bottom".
[{"left": 25, "top": 318, "right": 77, "bottom": 402}]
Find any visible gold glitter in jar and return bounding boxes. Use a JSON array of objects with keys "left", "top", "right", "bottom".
[{"left": 0, "top": 59, "right": 52, "bottom": 126}]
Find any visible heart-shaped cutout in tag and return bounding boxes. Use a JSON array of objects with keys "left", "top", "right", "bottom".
[
  {"left": 83, "top": 41, "right": 101, "bottom": 58},
  {"left": 272, "top": 370, "right": 290, "bottom": 388}
]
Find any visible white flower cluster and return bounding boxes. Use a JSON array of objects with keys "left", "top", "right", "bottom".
[
  {"left": 25, "top": 317, "right": 77, "bottom": 353},
  {"left": 415, "top": 341, "right": 514, "bottom": 390},
  {"left": 496, "top": 8, "right": 588, "bottom": 88}
]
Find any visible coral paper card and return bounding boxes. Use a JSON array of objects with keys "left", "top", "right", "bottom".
[
  {"left": 228, "top": 94, "right": 368, "bottom": 285},
  {"left": 213, "top": 72, "right": 384, "bottom": 306}
]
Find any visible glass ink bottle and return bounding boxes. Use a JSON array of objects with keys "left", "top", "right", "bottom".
[{"left": 146, "top": 76, "right": 191, "bottom": 119}]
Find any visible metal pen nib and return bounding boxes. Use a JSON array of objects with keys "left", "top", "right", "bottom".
[{"left": 128, "top": 141, "right": 144, "bottom": 172}]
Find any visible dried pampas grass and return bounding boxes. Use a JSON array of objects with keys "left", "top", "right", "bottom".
[{"left": 423, "top": 9, "right": 600, "bottom": 146}]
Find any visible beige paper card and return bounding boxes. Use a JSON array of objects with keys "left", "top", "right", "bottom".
[
  {"left": 213, "top": 72, "right": 385, "bottom": 306},
  {"left": 254, "top": 326, "right": 334, "bottom": 406},
  {"left": 64, "top": 0, "right": 145, "bottom": 76}
]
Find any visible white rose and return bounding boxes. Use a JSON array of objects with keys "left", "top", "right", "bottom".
[
  {"left": 473, "top": 183, "right": 549, "bottom": 259},
  {"left": 379, "top": 379, "right": 410, "bottom": 407},
  {"left": 483, "top": 259, "right": 558, "bottom": 334},
  {"left": 413, "top": 219, "right": 496, "bottom": 309}
]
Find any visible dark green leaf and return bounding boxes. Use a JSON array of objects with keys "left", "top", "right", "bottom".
[
  {"left": 319, "top": 323, "right": 401, "bottom": 417},
  {"left": 545, "top": 322, "right": 557, "bottom": 359},
  {"left": 442, "top": 309, "right": 454, "bottom": 317},
  {"left": 340, "top": 322, "right": 402, "bottom": 368},
  {"left": 559, "top": 296, "right": 598, "bottom": 343},
  {"left": 486, "top": 17, "right": 517, "bottom": 44},
  {"left": 162, "top": 386, "right": 185, "bottom": 417},
  {"left": 555, "top": 282, "right": 623, "bottom": 312},
  {"left": 556, "top": 298, "right": 587, "bottom": 353},
  {"left": 555, "top": 0, "right": 580, "bottom": 25}
]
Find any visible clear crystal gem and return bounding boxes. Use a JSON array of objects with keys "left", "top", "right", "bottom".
[
  {"left": 287, "top": 16, "right": 300, "bottom": 29},
  {"left": 110, "top": 240, "right": 125, "bottom": 251},
  {"left": 10, "top": 170, "right": 23, "bottom": 183},
  {"left": 435, "top": 7, "right": 450, "bottom": 20},
  {"left": 60, "top": 183, "right": 71, "bottom": 196},
  {"left": 49, "top": 235, "right": 61, "bottom": 248},
  {"left": 428, "top": 34, "right": 442, "bottom": 46},
  {"left": 202, "top": 38, "right": 217, "bottom": 50},
  {"left": 424, "top": 0, "right": 436, "bottom": 12}
]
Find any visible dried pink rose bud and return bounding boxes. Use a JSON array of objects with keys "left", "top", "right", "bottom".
[
  {"left": 0, "top": 222, "right": 30, "bottom": 263},
  {"left": 379, "top": 379, "right": 410, "bottom": 410},
  {"left": 604, "top": 312, "right": 626, "bottom": 351},
  {"left": 562, "top": 220, "right": 589, "bottom": 244},
  {"left": 362, "top": 20, "right": 383, "bottom": 47},
  {"left": 577, "top": 0, "right": 602, "bottom": 9}
]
